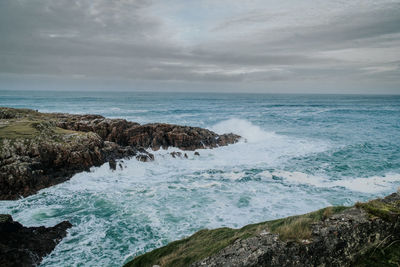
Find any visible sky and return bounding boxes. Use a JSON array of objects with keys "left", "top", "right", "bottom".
[{"left": 0, "top": 0, "right": 399, "bottom": 93}]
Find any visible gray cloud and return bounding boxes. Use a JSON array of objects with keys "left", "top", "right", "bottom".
[{"left": 0, "top": 0, "right": 399, "bottom": 92}]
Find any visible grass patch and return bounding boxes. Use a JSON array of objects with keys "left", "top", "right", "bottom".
[
  {"left": 0, "top": 120, "right": 81, "bottom": 141},
  {"left": 353, "top": 240, "right": 400, "bottom": 266},
  {"left": 53, "top": 127, "right": 80, "bottom": 135},
  {"left": 356, "top": 199, "right": 400, "bottom": 223},
  {"left": 266, "top": 206, "right": 347, "bottom": 242},
  {"left": 124, "top": 206, "right": 348, "bottom": 267},
  {"left": 0, "top": 121, "right": 40, "bottom": 139}
]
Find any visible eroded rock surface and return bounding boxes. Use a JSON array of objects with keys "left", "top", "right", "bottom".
[
  {"left": 0, "top": 214, "right": 72, "bottom": 267},
  {"left": 53, "top": 114, "right": 240, "bottom": 150},
  {"left": 0, "top": 126, "right": 141, "bottom": 199}
]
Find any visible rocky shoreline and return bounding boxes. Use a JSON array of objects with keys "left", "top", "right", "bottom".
[
  {"left": 125, "top": 190, "right": 400, "bottom": 267},
  {"left": 0, "top": 107, "right": 240, "bottom": 200}
]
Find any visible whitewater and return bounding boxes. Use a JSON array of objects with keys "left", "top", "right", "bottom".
[{"left": 0, "top": 91, "right": 399, "bottom": 266}]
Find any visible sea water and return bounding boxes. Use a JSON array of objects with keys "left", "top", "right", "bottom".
[{"left": 0, "top": 91, "right": 399, "bottom": 266}]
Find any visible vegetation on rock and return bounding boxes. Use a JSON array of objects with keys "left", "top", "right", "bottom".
[
  {"left": 124, "top": 206, "right": 348, "bottom": 267},
  {"left": 125, "top": 192, "right": 400, "bottom": 267}
]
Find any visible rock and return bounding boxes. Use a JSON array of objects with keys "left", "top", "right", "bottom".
[
  {"left": 109, "top": 159, "right": 117, "bottom": 171},
  {"left": 53, "top": 114, "right": 140, "bottom": 145},
  {"left": 0, "top": 214, "right": 72, "bottom": 267},
  {"left": 170, "top": 152, "right": 189, "bottom": 159},
  {"left": 0, "top": 130, "right": 143, "bottom": 200},
  {"left": 136, "top": 153, "right": 154, "bottom": 162},
  {"left": 194, "top": 152, "right": 200, "bottom": 156},
  {"left": 125, "top": 124, "right": 240, "bottom": 151},
  {"left": 170, "top": 151, "right": 182, "bottom": 158}
]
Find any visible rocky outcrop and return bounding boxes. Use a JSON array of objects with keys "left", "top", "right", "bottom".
[
  {"left": 125, "top": 191, "right": 400, "bottom": 267},
  {"left": 53, "top": 114, "right": 140, "bottom": 145},
  {"left": 53, "top": 115, "right": 240, "bottom": 151},
  {"left": 0, "top": 107, "right": 240, "bottom": 199},
  {"left": 0, "top": 214, "right": 72, "bottom": 267},
  {"left": 0, "top": 126, "right": 143, "bottom": 200},
  {"left": 125, "top": 124, "right": 240, "bottom": 151}
]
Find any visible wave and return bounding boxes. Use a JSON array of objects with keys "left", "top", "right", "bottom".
[{"left": 210, "top": 118, "right": 278, "bottom": 143}]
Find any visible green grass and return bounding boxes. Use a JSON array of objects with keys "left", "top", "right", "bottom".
[
  {"left": 0, "top": 120, "right": 81, "bottom": 141},
  {"left": 353, "top": 240, "right": 400, "bottom": 266},
  {"left": 0, "top": 121, "right": 40, "bottom": 139},
  {"left": 124, "top": 206, "right": 348, "bottom": 267},
  {"left": 355, "top": 199, "right": 400, "bottom": 223}
]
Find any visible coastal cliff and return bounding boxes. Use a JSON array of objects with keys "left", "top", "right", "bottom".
[
  {"left": 0, "top": 107, "right": 240, "bottom": 200},
  {"left": 125, "top": 190, "right": 400, "bottom": 267}
]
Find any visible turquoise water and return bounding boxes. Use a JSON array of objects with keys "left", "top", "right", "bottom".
[{"left": 1, "top": 90, "right": 400, "bottom": 266}]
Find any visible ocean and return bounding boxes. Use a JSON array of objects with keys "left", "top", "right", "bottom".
[{"left": 1, "top": 90, "right": 400, "bottom": 266}]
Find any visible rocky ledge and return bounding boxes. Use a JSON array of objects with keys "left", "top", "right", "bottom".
[
  {"left": 0, "top": 107, "right": 240, "bottom": 200},
  {"left": 125, "top": 190, "right": 400, "bottom": 267},
  {"left": 0, "top": 214, "right": 72, "bottom": 267}
]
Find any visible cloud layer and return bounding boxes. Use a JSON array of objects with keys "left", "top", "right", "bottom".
[{"left": 0, "top": 0, "right": 399, "bottom": 92}]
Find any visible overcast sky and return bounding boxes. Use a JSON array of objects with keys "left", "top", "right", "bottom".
[{"left": 0, "top": 0, "right": 399, "bottom": 93}]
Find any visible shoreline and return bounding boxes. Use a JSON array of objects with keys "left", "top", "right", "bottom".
[{"left": 0, "top": 107, "right": 240, "bottom": 200}]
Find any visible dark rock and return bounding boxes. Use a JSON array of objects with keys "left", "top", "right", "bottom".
[
  {"left": 52, "top": 111, "right": 240, "bottom": 151},
  {"left": 0, "top": 131, "right": 143, "bottom": 200},
  {"left": 53, "top": 114, "right": 140, "bottom": 145},
  {"left": 170, "top": 152, "right": 189, "bottom": 159},
  {"left": 194, "top": 152, "right": 200, "bottom": 156},
  {"left": 136, "top": 153, "right": 154, "bottom": 162},
  {"left": 109, "top": 159, "right": 117, "bottom": 171},
  {"left": 0, "top": 214, "right": 71, "bottom": 267},
  {"left": 170, "top": 151, "right": 182, "bottom": 158},
  {"left": 125, "top": 124, "right": 240, "bottom": 151}
]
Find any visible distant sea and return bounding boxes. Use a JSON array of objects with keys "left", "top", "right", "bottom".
[{"left": 1, "top": 90, "right": 400, "bottom": 266}]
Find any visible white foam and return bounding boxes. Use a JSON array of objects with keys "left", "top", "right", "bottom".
[
  {"left": 221, "top": 172, "right": 246, "bottom": 181},
  {"left": 273, "top": 170, "right": 400, "bottom": 194},
  {"left": 330, "top": 174, "right": 400, "bottom": 194}
]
